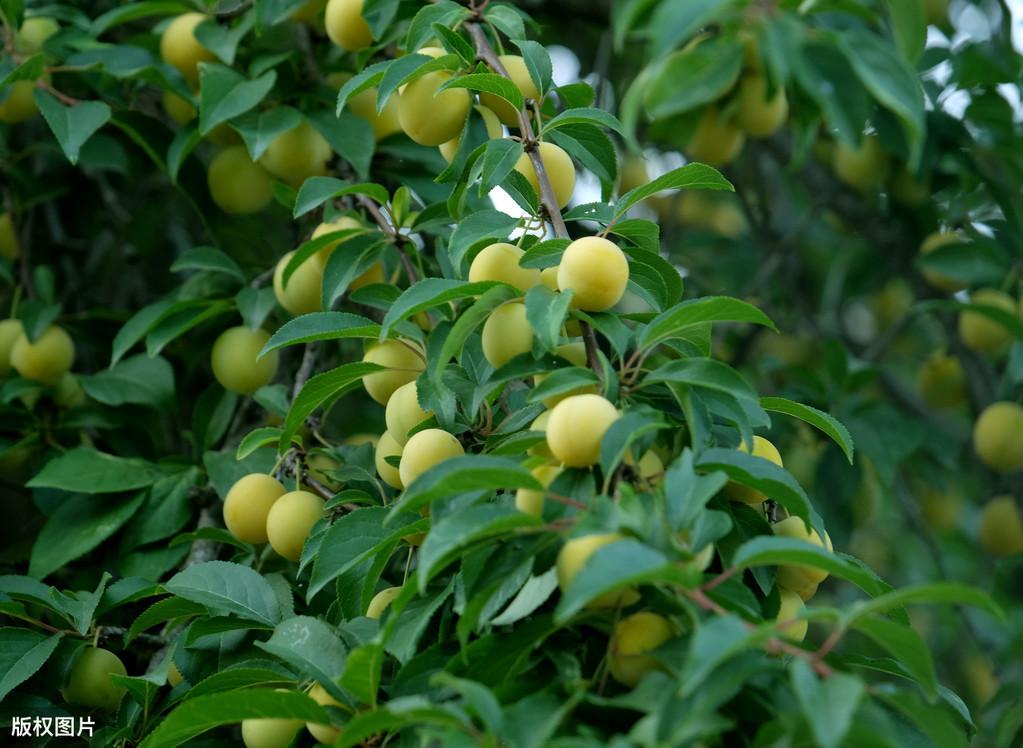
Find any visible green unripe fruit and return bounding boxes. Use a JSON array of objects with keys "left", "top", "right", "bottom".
[
  {"left": 481, "top": 302, "right": 533, "bottom": 369},
  {"left": 307, "top": 453, "right": 342, "bottom": 491},
  {"left": 973, "top": 402, "right": 1023, "bottom": 473},
  {"left": 608, "top": 612, "right": 674, "bottom": 688},
  {"left": 917, "top": 350, "right": 966, "bottom": 408},
  {"left": 919, "top": 231, "right": 967, "bottom": 292},
  {"left": 385, "top": 380, "right": 432, "bottom": 445},
  {"left": 557, "top": 236, "right": 629, "bottom": 312},
  {"left": 776, "top": 589, "right": 808, "bottom": 642},
  {"left": 398, "top": 428, "right": 464, "bottom": 486},
  {"left": 0, "top": 80, "right": 40, "bottom": 124},
  {"left": 266, "top": 490, "right": 324, "bottom": 561},
  {"left": 211, "top": 326, "right": 278, "bottom": 394},
  {"left": 773, "top": 516, "right": 833, "bottom": 591},
  {"left": 259, "top": 121, "right": 332, "bottom": 187},
  {"left": 440, "top": 105, "right": 502, "bottom": 162},
  {"left": 0, "top": 213, "right": 17, "bottom": 260},
  {"left": 514, "top": 142, "right": 576, "bottom": 208},
  {"left": 468, "top": 242, "right": 541, "bottom": 291},
  {"left": 546, "top": 393, "right": 619, "bottom": 467},
  {"left": 15, "top": 17, "right": 60, "bottom": 54},
  {"left": 374, "top": 431, "right": 404, "bottom": 489},
  {"left": 832, "top": 135, "right": 889, "bottom": 191},
  {"left": 160, "top": 13, "right": 216, "bottom": 87},
  {"left": 11, "top": 325, "right": 74, "bottom": 385},
  {"left": 686, "top": 107, "right": 745, "bottom": 166},
  {"left": 61, "top": 647, "right": 127, "bottom": 711},
  {"left": 273, "top": 250, "right": 323, "bottom": 316},
  {"left": 889, "top": 167, "right": 930, "bottom": 206},
  {"left": 556, "top": 533, "right": 639, "bottom": 609},
  {"left": 223, "top": 473, "right": 287, "bottom": 544},
  {"left": 167, "top": 661, "right": 184, "bottom": 687},
  {"left": 533, "top": 342, "right": 595, "bottom": 408},
  {"left": 735, "top": 74, "right": 788, "bottom": 138},
  {"left": 480, "top": 55, "right": 540, "bottom": 126},
  {"left": 725, "top": 436, "right": 783, "bottom": 505},
  {"left": 162, "top": 91, "right": 196, "bottom": 125},
  {"left": 305, "top": 683, "right": 347, "bottom": 744},
  {"left": 978, "top": 495, "right": 1023, "bottom": 557},
  {"left": 362, "top": 340, "right": 425, "bottom": 405},
  {"left": 325, "top": 0, "right": 373, "bottom": 51},
  {"left": 514, "top": 463, "right": 562, "bottom": 517},
  {"left": 398, "top": 51, "right": 471, "bottom": 146},
  {"left": 367, "top": 586, "right": 402, "bottom": 619},
  {"left": 242, "top": 714, "right": 303, "bottom": 748},
  {"left": 959, "top": 289, "right": 1016, "bottom": 353},
  {"left": 208, "top": 146, "right": 273, "bottom": 214},
  {"left": 618, "top": 155, "right": 649, "bottom": 195},
  {"left": 54, "top": 372, "right": 86, "bottom": 409},
  {"left": 0, "top": 319, "right": 23, "bottom": 375}
]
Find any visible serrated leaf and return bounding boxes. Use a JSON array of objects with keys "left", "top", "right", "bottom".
[
  {"left": 639, "top": 296, "right": 775, "bottom": 350},
  {"left": 164, "top": 561, "right": 282, "bottom": 626},
  {"left": 760, "top": 397, "right": 854, "bottom": 464}
]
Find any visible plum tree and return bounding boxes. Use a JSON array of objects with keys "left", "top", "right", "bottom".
[
  {"left": 514, "top": 142, "right": 576, "bottom": 208},
  {"left": 440, "top": 105, "right": 502, "bottom": 162},
  {"left": 686, "top": 107, "right": 745, "bottom": 166},
  {"left": 367, "top": 586, "right": 402, "bottom": 619},
  {"left": 977, "top": 496, "right": 1023, "bottom": 557},
  {"left": 159, "top": 13, "right": 216, "bottom": 86},
  {"left": 546, "top": 393, "right": 620, "bottom": 467},
  {"left": 479, "top": 55, "right": 540, "bottom": 126},
  {"left": 481, "top": 301, "right": 533, "bottom": 369},
  {"left": 374, "top": 430, "right": 404, "bottom": 489},
  {"left": 919, "top": 231, "right": 967, "bottom": 291},
  {"left": 0, "top": 213, "right": 17, "bottom": 259},
  {"left": 725, "top": 435, "right": 783, "bottom": 504},
  {"left": 310, "top": 217, "right": 384, "bottom": 290},
  {"left": 265, "top": 490, "right": 324, "bottom": 561},
  {"left": 10, "top": 325, "right": 74, "bottom": 384},
  {"left": 325, "top": 0, "right": 373, "bottom": 52},
  {"left": 61, "top": 647, "right": 127, "bottom": 710},
  {"left": 772, "top": 516, "right": 833, "bottom": 593},
  {"left": 557, "top": 236, "right": 629, "bottom": 312},
  {"left": 223, "top": 473, "right": 287, "bottom": 544},
  {"left": 735, "top": 74, "right": 788, "bottom": 138},
  {"left": 0, "top": 81, "right": 40, "bottom": 124},
  {"left": 917, "top": 350, "right": 966, "bottom": 408},
  {"left": 608, "top": 612, "right": 674, "bottom": 687},
  {"left": 831, "top": 134, "right": 889, "bottom": 191},
  {"left": 0, "top": 319, "right": 22, "bottom": 375},
  {"left": 273, "top": 250, "right": 324, "bottom": 316},
  {"left": 305, "top": 683, "right": 346, "bottom": 744},
  {"left": 361, "top": 340, "right": 425, "bottom": 404},
  {"left": 398, "top": 428, "right": 464, "bottom": 486},
  {"left": 207, "top": 146, "right": 274, "bottom": 215},
  {"left": 259, "top": 121, "right": 332, "bottom": 187},
  {"left": 211, "top": 326, "right": 278, "bottom": 395},
  {"left": 534, "top": 342, "right": 595, "bottom": 408},
  {"left": 385, "top": 380, "right": 432, "bottom": 445},
  {"left": 776, "top": 589, "right": 808, "bottom": 642},
  {"left": 397, "top": 49, "right": 471, "bottom": 146},
  {"left": 556, "top": 533, "right": 639, "bottom": 608},
  {"left": 514, "top": 463, "right": 562, "bottom": 517},
  {"left": 468, "top": 242, "right": 541, "bottom": 291},
  {"left": 973, "top": 402, "right": 1023, "bottom": 473},
  {"left": 241, "top": 713, "right": 304, "bottom": 748},
  {"left": 958, "top": 289, "right": 1016, "bottom": 353}
]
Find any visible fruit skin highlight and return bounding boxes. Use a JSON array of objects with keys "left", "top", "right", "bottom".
[
  {"left": 223, "top": 473, "right": 287, "bottom": 544},
  {"left": 546, "top": 394, "right": 620, "bottom": 468},
  {"left": 266, "top": 490, "right": 324, "bottom": 561},
  {"left": 211, "top": 326, "right": 278, "bottom": 395},
  {"left": 557, "top": 236, "right": 629, "bottom": 312},
  {"left": 398, "top": 428, "right": 464, "bottom": 486},
  {"left": 468, "top": 242, "right": 541, "bottom": 291},
  {"left": 977, "top": 496, "right": 1023, "bottom": 557},
  {"left": 514, "top": 142, "right": 576, "bottom": 208},
  {"left": 608, "top": 612, "right": 675, "bottom": 687},
  {"left": 973, "top": 401, "right": 1023, "bottom": 473}
]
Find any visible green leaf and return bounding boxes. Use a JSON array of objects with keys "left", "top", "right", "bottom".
[
  {"left": 643, "top": 359, "right": 760, "bottom": 404},
  {"left": 875, "top": 684, "right": 969, "bottom": 747},
  {"left": 145, "top": 300, "right": 233, "bottom": 357},
  {"left": 33, "top": 91, "right": 111, "bottom": 165},
  {"left": 680, "top": 614, "right": 764, "bottom": 696},
  {"left": 639, "top": 296, "right": 775, "bottom": 350},
  {"left": 282, "top": 362, "right": 385, "bottom": 449},
  {"left": 406, "top": 1, "right": 470, "bottom": 52},
  {"left": 647, "top": 0, "right": 737, "bottom": 58},
  {"left": 261, "top": 312, "right": 383, "bottom": 355},
  {"left": 28, "top": 447, "right": 168, "bottom": 493},
  {"left": 336, "top": 60, "right": 390, "bottom": 115},
  {"left": 237, "top": 427, "right": 288, "bottom": 460},
  {"left": 846, "top": 582, "right": 1003, "bottom": 624},
  {"left": 476, "top": 138, "right": 524, "bottom": 196},
  {"left": 544, "top": 107, "right": 624, "bottom": 135},
  {"left": 431, "top": 285, "right": 521, "bottom": 383},
  {"left": 110, "top": 297, "right": 175, "bottom": 366},
  {"left": 293, "top": 176, "right": 389, "bottom": 219},
  {"left": 519, "top": 239, "right": 570, "bottom": 269},
  {"left": 644, "top": 39, "right": 743, "bottom": 120},
  {"left": 139, "top": 689, "right": 328, "bottom": 748},
  {"left": 126, "top": 597, "right": 207, "bottom": 644},
  {"left": 80, "top": 354, "right": 175, "bottom": 408},
  {"left": 381, "top": 279, "right": 502, "bottom": 337},
  {"left": 170, "top": 246, "right": 245, "bottom": 282},
  {"left": 615, "top": 160, "right": 731, "bottom": 214},
  {"left": 915, "top": 298, "right": 1023, "bottom": 339},
  {"left": 307, "top": 109, "right": 375, "bottom": 179},
  {"left": 197, "top": 63, "right": 276, "bottom": 136},
  {"left": 0, "top": 629, "right": 63, "bottom": 702},
  {"left": 790, "top": 659, "right": 864, "bottom": 748},
  {"left": 884, "top": 0, "right": 926, "bottom": 63},
  {"left": 664, "top": 449, "right": 729, "bottom": 530},
  {"left": 524, "top": 284, "right": 573, "bottom": 353},
  {"left": 341, "top": 642, "right": 384, "bottom": 705},
  {"left": 441, "top": 73, "right": 524, "bottom": 111},
  {"left": 256, "top": 616, "right": 349, "bottom": 702},
  {"left": 448, "top": 210, "right": 521, "bottom": 269},
  {"left": 230, "top": 105, "right": 302, "bottom": 161},
  {"left": 194, "top": 14, "right": 254, "bottom": 66},
  {"left": 164, "top": 561, "right": 282, "bottom": 626},
  {"left": 760, "top": 397, "right": 854, "bottom": 464},
  {"left": 914, "top": 239, "right": 1009, "bottom": 286},
  {"left": 851, "top": 615, "right": 937, "bottom": 698},
  {"left": 184, "top": 664, "right": 297, "bottom": 699},
  {"left": 91, "top": 2, "right": 192, "bottom": 36}
]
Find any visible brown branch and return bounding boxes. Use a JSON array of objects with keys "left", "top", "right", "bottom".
[{"left": 292, "top": 343, "right": 317, "bottom": 400}]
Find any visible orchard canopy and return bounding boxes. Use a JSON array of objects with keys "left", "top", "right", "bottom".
[{"left": 0, "top": 0, "right": 1021, "bottom": 746}]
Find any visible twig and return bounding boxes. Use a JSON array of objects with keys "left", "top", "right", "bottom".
[{"left": 292, "top": 343, "right": 317, "bottom": 399}]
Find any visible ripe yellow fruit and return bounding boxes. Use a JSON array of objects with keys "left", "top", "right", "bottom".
[
  {"left": 439, "top": 105, "right": 502, "bottom": 163},
  {"left": 480, "top": 55, "right": 540, "bottom": 126},
  {"left": 626, "top": 450, "right": 664, "bottom": 481},
  {"left": 973, "top": 402, "right": 1023, "bottom": 473},
  {"left": 54, "top": 372, "right": 86, "bottom": 408},
  {"left": 367, "top": 586, "right": 402, "bottom": 619},
  {"left": 540, "top": 266, "right": 559, "bottom": 291},
  {"left": 776, "top": 589, "right": 808, "bottom": 643},
  {"left": 959, "top": 289, "right": 1016, "bottom": 353},
  {"left": 0, "top": 213, "right": 17, "bottom": 260},
  {"left": 528, "top": 410, "right": 554, "bottom": 460},
  {"left": 0, "top": 80, "right": 40, "bottom": 124},
  {"left": 311, "top": 216, "right": 383, "bottom": 290},
  {"left": 223, "top": 473, "right": 287, "bottom": 544},
  {"left": 273, "top": 250, "right": 324, "bottom": 315},
  {"left": 398, "top": 428, "right": 464, "bottom": 486},
  {"left": 305, "top": 682, "right": 345, "bottom": 744},
  {"left": 608, "top": 612, "right": 674, "bottom": 688},
  {"left": 514, "top": 142, "right": 576, "bottom": 208},
  {"left": 469, "top": 242, "right": 541, "bottom": 291},
  {"left": 726, "top": 436, "right": 783, "bottom": 505},
  {"left": 546, "top": 394, "right": 619, "bottom": 467},
  {"left": 533, "top": 342, "right": 594, "bottom": 408},
  {"left": 208, "top": 146, "right": 273, "bottom": 214},
  {"left": 266, "top": 490, "right": 324, "bottom": 561},
  {"left": 916, "top": 485, "right": 962, "bottom": 533},
  {"left": 329, "top": 74, "right": 402, "bottom": 141},
  {"left": 773, "top": 516, "right": 833, "bottom": 591},
  {"left": 397, "top": 55, "right": 470, "bottom": 146},
  {"left": 917, "top": 350, "right": 966, "bottom": 408},
  {"left": 325, "top": 0, "right": 373, "bottom": 52},
  {"left": 167, "top": 661, "right": 184, "bottom": 687},
  {"left": 259, "top": 121, "right": 332, "bottom": 187},
  {"left": 362, "top": 340, "right": 425, "bottom": 404},
  {"left": 14, "top": 17, "right": 60, "bottom": 54},
  {"left": 481, "top": 302, "right": 533, "bottom": 369},
  {"left": 556, "top": 533, "right": 639, "bottom": 608},
  {"left": 211, "top": 326, "right": 278, "bottom": 394},
  {"left": 292, "top": 0, "right": 327, "bottom": 24},
  {"left": 374, "top": 430, "right": 404, "bottom": 489},
  {"left": 514, "top": 463, "right": 562, "bottom": 517},
  {"left": 832, "top": 135, "right": 889, "bottom": 191},
  {"left": 557, "top": 236, "right": 629, "bottom": 312},
  {"left": 61, "top": 648, "right": 127, "bottom": 711},
  {"left": 919, "top": 231, "right": 967, "bottom": 292},
  {"left": 978, "top": 496, "right": 1023, "bottom": 557},
  {"left": 735, "top": 74, "right": 788, "bottom": 138},
  {"left": 242, "top": 714, "right": 303, "bottom": 748},
  {"left": 618, "top": 155, "right": 649, "bottom": 194},
  {"left": 11, "top": 326, "right": 74, "bottom": 385},
  {"left": 160, "top": 13, "right": 216, "bottom": 87},
  {"left": 686, "top": 107, "right": 745, "bottom": 166},
  {"left": 0, "top": 319, "right": 22, "bottom": 375},
  {"left": 385, "top": 380, "right": 432, "bottom": 445},
  {"left": 162, "top": 91, "right": 196, "bottom": 125}
]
